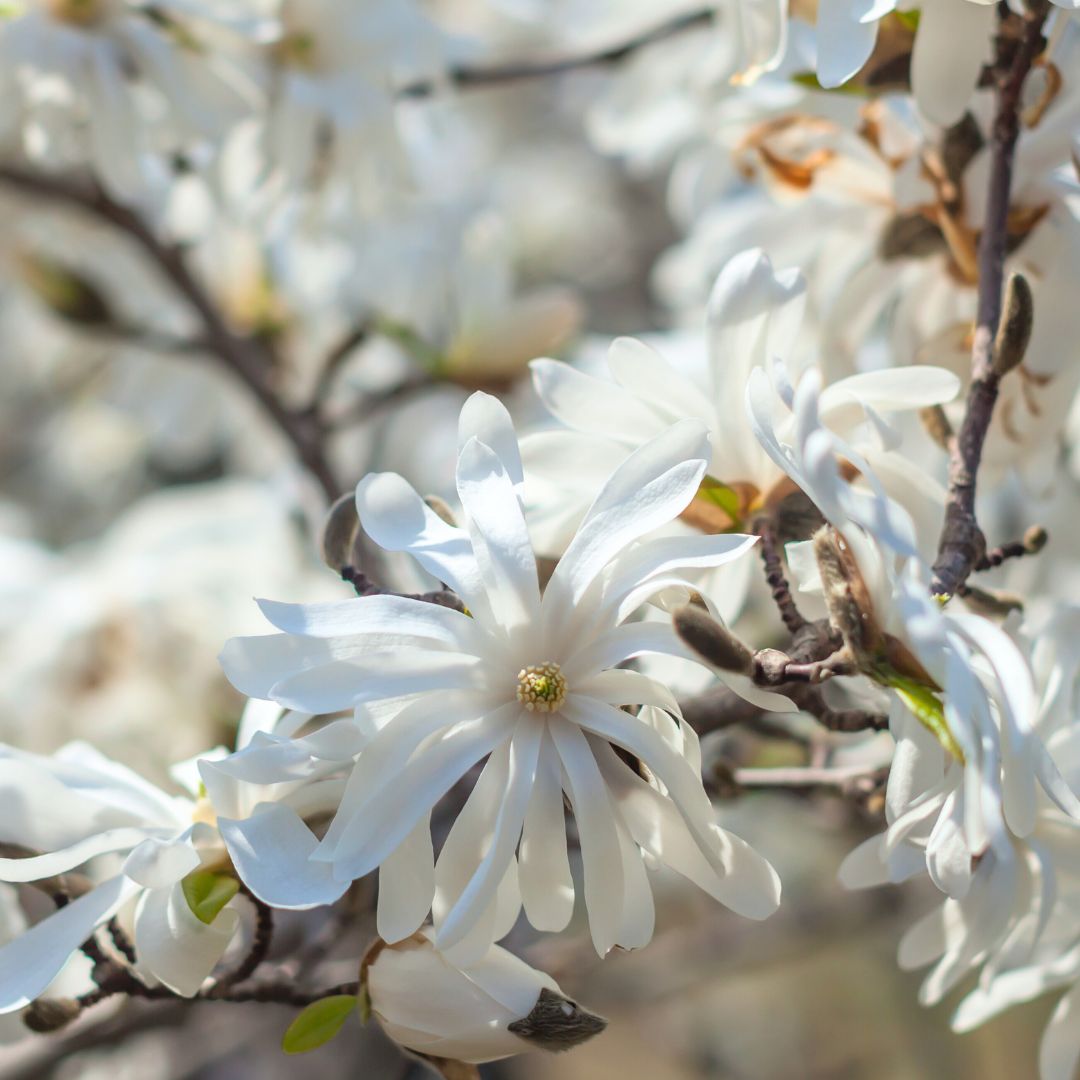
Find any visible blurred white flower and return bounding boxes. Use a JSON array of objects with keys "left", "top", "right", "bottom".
[
  {"left": 524, "top": 248, "right": 959, "bottom": 619},
  {"left": 0, "top": 0, "right": 258, "bottom": 197}
]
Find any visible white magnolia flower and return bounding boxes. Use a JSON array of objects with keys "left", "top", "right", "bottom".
[
  {"left": 260, "top": 0, "right": 448, "bottom": 206},
  {"left": 748, "top": 361, "right": 1080, "bottom": 898},
  {"left": 524, "top": 248, "right": 959, "bottom": 619},
  {"left": 896, "top": 618, "right": 1080, "bottom": 1080},
  {"left": 0, "top": 0, "right": 257, "bottom": 197},
  {"left": 0, "top": 741, "right": 240, "bottom": 1008},
  {"left": 220, "top": 391, "right": 780, "bottom": 962},
  {"left": 366, "top": 927, "right": 605, "bottom": 1064}
]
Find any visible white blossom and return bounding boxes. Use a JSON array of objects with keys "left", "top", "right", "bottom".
[{"left": 219, "top": 391, "right": 779, "bottom": 961}]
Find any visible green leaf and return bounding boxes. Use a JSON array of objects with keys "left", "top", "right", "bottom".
[
  {"left": 181, "top": 869, "right": 239, "bottom": 926},
  {"left": 882, "top": 670, "right": 965, "bottom": 763},
  {"left": 282, "top": 995, "right": 359, "bottom": 1055},
  {"left": 695, "top": 478, "right": 743, "bottom": 524},
  {"left": 895, "top": 9, "right": 920, "bottom": 31}
]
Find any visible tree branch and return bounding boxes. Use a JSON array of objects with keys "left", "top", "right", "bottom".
[
  {"left": 0, "top": 166, "right": 341, "bottom": 502},
  {"left": 930, "top": 3, "right": 1050, "bottom": 597},
  {"left": 398, "top": 10, "right": 714, "bottom": 98}
]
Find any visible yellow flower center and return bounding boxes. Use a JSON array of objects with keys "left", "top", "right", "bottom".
[
  {"left": 44, "top": 0, "right": 105, "bottom": 26},
  {"left": 516, "top": 662, "right": 567, "bottom": 713}
]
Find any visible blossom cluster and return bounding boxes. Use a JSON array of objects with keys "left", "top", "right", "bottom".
[{"left": 0, "top": 1, "right": 1079, "bottom": 1077}]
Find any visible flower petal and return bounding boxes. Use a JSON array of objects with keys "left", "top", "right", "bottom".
[
  {"left": 219, "top": 805, "right": 350, "bottom": 910},
  {"left": 549, "top": 717, "right": 624, "bottom": 956},
  {"left": 355, "top": 472, "right": 489, "bottom": 620},
  {"left": 377, "top": 814, "right": 435, "bottom": 943},
  {"left": 134, "top": 882, "right": 239, "bottom": 997},
  {"left": 0, "top": 875, "right": 137, "bottom": 1013},
  {"left": 456, "top": 437, "right": 541, "bottom": 632},
  {"left": 518, "top": 731, "right": 575, "bottom": 933}
]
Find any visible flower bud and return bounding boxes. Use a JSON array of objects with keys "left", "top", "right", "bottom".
[
  {"left": 18, "top": 253, "right": 112, "bottom": 326},
  {"left": 365, "top": 930, "right": 605, "bottom": 1065},
  {"left": 23, "top": 997, "right": 81, "bottom": 1033}
]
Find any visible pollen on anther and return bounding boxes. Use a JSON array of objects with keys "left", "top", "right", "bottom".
[{"left": 516, "top": 662, "right": 567, "bottom": 713}]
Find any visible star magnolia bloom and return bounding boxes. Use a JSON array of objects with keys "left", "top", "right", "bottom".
[
  {"left": 0, "top": 725, "right": 342, "bottom": 1009},
  {"left": 366, "top": 927, "right": 605, "bottom": 1064},
  {"left": 903, "top": 625, "right": 1080, "bottom": 1080},
  {"left": 524, "top": 248, "right": 959, "bottom": 618},
  {"left": 747, "top": 361, "right": 1080, "bottom": 899},
  {"left": 220, "top": 392, "right": 780, "bottom": 961},
  {"left": 0, "top": 741, "right": 239, "bottom": 1008}
]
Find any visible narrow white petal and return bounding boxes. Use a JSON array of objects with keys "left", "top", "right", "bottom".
[
  {"left": 567, "top": 697, "right": 722, "bottom": 876},
  {"left": 549, "top": 717, "right": 624, "bottom": 956},
  {"left": 377, "top": 814, "right": 435, "bottom": 943},
  {"left": 530, "top": 358, "right": 670, "bottom": 444},
  {"left": 456, "top": 437, "right": 541, "bottom": 632},
  {"left": 219, "top": 805, "right": 349, "bottom": 910},
  {"left": 325, "top": 708, "right": 517, "bottom": 881},
  {"left": 458, "top": 392, "right": 524, "bottom": 486},
  {"left": 544, "top": 421, "right": 710, "bottom": 629},
  {"left": 0, "top": 875, "right": 137, "bottom": 1013},
  {"left": 318, "top": 691, "right": 497, "bottom": 856},
  {"left": 356, "top": 472, "right": 490, "bottom": 620},
  {"left": 911, "top": 2, "right": 994, "bottom": 126},
  {"left": 436, "top": 722, "right": 542, "bottom": 952},
  {"left": 0, "top": 828, "right": 153, "bottom": 883},
  {"left": 518, "top": 732, "right": 574, "bottom": 932},
  {"left": 134, "top": 883, "right": 239, "bottom": 998}
]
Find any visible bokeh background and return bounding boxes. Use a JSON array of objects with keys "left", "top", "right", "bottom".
[{"left": 0, "top": 3, "right": 1073, "bottom": 1077}]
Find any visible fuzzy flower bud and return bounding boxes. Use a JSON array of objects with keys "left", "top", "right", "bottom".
[{"left": 365, "top": 930, "right": 606, "bottom": 1065}]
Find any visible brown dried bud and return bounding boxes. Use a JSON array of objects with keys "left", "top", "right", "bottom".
[
  {"left": 813, "top": 527, "right": 882, "bottom": 661},
  {"left": 23, "top": 997, "right": 81, "bottom": 1033},
  {"left": 1023, "top": 525, "right": 1048, "bottom": 554},
  {"left": 992, "top": 273, "right": 1034, "bottom": 377},
  {"left": 673, "top": 606, "right": 754, "bottom": 675},
  {"left": 18, "top": 253, "right": 113, "bottom": 326},
  {"left": 919, "top": 405, "right": 953, "bottom": 450},
  {"left": 320, "top": 492, "right": 360, "bottom": 576},
  {"left": 507, "top": 988, "right": 607, "bottom": 1053}
]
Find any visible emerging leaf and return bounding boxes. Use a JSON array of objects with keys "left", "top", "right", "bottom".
[
  {"left": 882, "top": 669, "right": 965, "bottom": 763},
  {"left": 282, "top": 995, "right": 359, "bottom": 1055},
  {"left": 181, "top": 869, "right": 239, "bottom": 926}
]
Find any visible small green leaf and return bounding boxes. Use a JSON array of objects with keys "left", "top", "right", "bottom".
[
  {"left": 695, "top": 478, "right": 743, "bottom": 523},
  {"left": 181, "top": 869, "right": 239, "bottom": 926},
  {"left": 895, "top": 9, "right": 920, "bottom": 31},
  {"left": 882, "top": 670, "right": 965, "bottom": 763},
  {"left": 282, "top": 995, "right": 359, "bottom": 1055}
]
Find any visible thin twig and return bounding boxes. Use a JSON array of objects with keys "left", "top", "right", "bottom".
[
  {"left": 0, "top": 166, "right": 341, "bottom": 501},
  {"left": 755, "top": 515, "right": 808, "bottom": 635},
  {"left": 930, "top": 3, "right": 1050, "bottom": 597},
  {"left": 206, "top": 893, "right": 274, "bottom": 995},
  {"left": 729, "top": 764, "right": 889, "bottom": 792},
  {"left": 398, "top": 9, "right": 714, "bottom": 98},
  {"left": 311, "top": 322, "right": 370, "bottom": 411}
]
